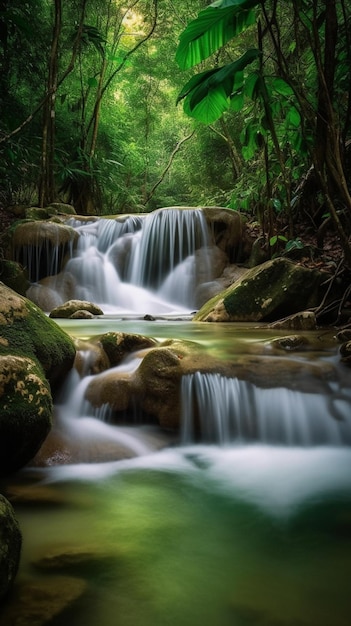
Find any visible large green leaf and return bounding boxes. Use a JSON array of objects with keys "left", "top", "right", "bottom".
[
  {"left": 176, "top": 0, "right": 260, "bottom": 70},
  {"left": 177, "top": 49, "right": 260, "bottom": 124}
]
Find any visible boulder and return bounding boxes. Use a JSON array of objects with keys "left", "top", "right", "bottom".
[
  {"left": 97, "top": 332, "right": 157, "bottom": 367},
  {"left": 194, "top": 258, "right": 326, "bottom": 323},
  {"left": 84, "top": 336, "right": 337, "bottom": 431},
  {"left": 0, "top": 494, "right": 22, "bottom": 602},
  {"left": 202, "top": 206, "right": 253, "bottom": 262},
  {"left": 0, "top": 259, "right": 29, "bottom": 296},
  {"left": 0, "top": 356, "right": 53, "bottom": 474},
  {"left": 8, "top": 220, "right": 78, "bottom": 282},
  {"left": 0, "top": 283, "right": 76, "bottom": 388},
  {"left": 0, "top": 282, "right": 76, "bottom": 474},
  {"left": 49, "top": 299, "right": 104, "bottom": 319}
]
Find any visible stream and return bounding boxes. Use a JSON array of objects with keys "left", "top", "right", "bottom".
[{"left": 2, "top": 209, "right": 351, "bottom": 625}]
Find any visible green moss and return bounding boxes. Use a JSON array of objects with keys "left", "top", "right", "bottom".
[{"left": 0, "top": 286, "right": 76, "bottom": 386}]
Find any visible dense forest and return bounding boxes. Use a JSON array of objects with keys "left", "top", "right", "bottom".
[{"left": 1, "top": 0, "right": 351, "bottom": 267}]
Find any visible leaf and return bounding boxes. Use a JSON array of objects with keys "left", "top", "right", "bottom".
[
  {"left": 176, "top": 0, "right": 259, "bottom": 70},
  {"left": 286, "top": 106, "right": 301, "bottom": 127},
  {"left": 272, "top": 77, "right": 294, "bottom": 97},
  {"left": 177, "top": 49, "right": 260, "bottom": 123}
]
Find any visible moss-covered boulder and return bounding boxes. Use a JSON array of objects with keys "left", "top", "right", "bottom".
[
  {"left": 0, "top": 283, "right": 76, "bottom": 388},
  {"left": 97, "top": 332, "right": 157, "bottom": 366},
  {"left": 0, "top": 356, "right": 53, "bottom": 474},
  {"left": 0, "top": 283, "right": 75, "bottom": 474},
  {"left": 0, "top": 495, "right": 22, "bottom": 602},
  {"left": 49, "top": 299, "right": 104, "bottom": 319},
  {"left": 194, "top": 258, "right": 326, "bottom": 322}
]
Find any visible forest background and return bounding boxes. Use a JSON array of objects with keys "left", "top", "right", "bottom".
[{"left": 1, "top": 0, "right": 351, "bottom": 268}]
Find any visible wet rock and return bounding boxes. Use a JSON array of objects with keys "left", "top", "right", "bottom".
[
  {"left": 97, "top": 331, "right": 157, "bottom": 367},
  {"left": 268, "top": 311, "right": 317, "bottom": 331},
  {"left": 0, "top": 259, "right": 29, "bottom": 295},
  {"left": 33, "top": 544, "right": 119, "bottom": 577},
  {"left": 49, "top": 299, "right": 104, "bottom": 318},
  {"left": 269, "top": 335, "right": 310, "bottom": 351},
  {"left": 0, "top": 283, "right": 76, "bottom": 474},
  {"left": 0, "top": 494, "right": 22, "bottom": 602},
  {"left": 0, "top": 576, "right": 87, "bottom": 626},
  {"left": 194, "top": 258, "right": 326, "bottom": 323},
  {"left": 340, "top": 341, "right": 351, "bottom": 366},
  {"left": 336, "top": 329, "right": 351, "bottom": 343},
  {"left": 70, "top": 309, "right": 95, "bottom": 319},
  {"left": 202, "top": 206, "right": 253, "bottom": 262},
  {"left": 0, "top": 283, "right": 76, "bottom": 388},
  {"left": 0, "top": 356, "right": 53, "bottom": 475}
]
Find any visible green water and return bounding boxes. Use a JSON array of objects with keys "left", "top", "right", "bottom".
[
  {"left": 2, "top": 445, "right": 351, "bottom": 626},
  {"left": 1, "top": 320, "right": 351, "bottom": 626}
]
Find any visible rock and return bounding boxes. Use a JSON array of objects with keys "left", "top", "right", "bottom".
[
  {"left": 49, "top": 299, "right": 104, "bottom": 318},
  {"left": 84, "top": 336, "right": 337, "bottom": 431},
  {"left": 25, "top": 207, "right": 50, "bottom": 221},
  {"left": 0, "top": 494, "right": 22, "bottom": 602},
  {"left": 268, "top": 311, "right": 317, "bottom": 330},
  {"left": 47, "top": 202, "right": 76, "bottom": 216},
  {"left": 0, "top": 576, "right": 87, "bottom": 626},
  {"left": 8, "top": 220, "right": 78, "bottom": 282},
  {"left": 0, "top": 356, "right": 53, "bottom": 474},
  {"left": 267, "top": 335, "right": 310, "bottom": 351},
  {"left": 70, "top": 310, "right": 95, "bottom": 319},
  {"left": 340, "top": 341, "right": 351, "bottom": 366},
  {"left": 97, "top": 332, "right": 157, "bottom": 366},
  {"left": 194, "top": 258, "right": 326, "bottom": 323},
  {"left": 32, "top": 544, "right": 118, "bottom": 576},
  {"left": 336, "top": 329, "right": 351, "bottom": 343},
  {"left": 0, "top": 283, "right": 76, "bottom": 389},
  {"left": 0, "top": 283, "right": 76, "bottom": 474},
  {"left": 27, "top": 272, "right": 76, "bottom": 312},
  {"left": 0, "top": 259, "right": 29, "bottom": 295},
  {"left": 202, "top": 207, "right": 253, "bottom": 262}
]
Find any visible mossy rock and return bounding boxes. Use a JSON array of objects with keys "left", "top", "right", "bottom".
[
  {"left": 0, "top": 495, "right": 22, "bottom": 601},
  {"left": 194, "top": 258, "right": 326, "bottom": 322},
  {"left": 97, "top": 332, "right": 157, "bottom": 366},
  {"left": 25, "top": 207, "right": 50, "bottom": 221},
  {"left": 0, "top": 282, "right": 76, "bottom": 388},
  {"left": 0, "top": 259, "right": 29, "bottom": 295},
  {"left": 0, "top": 355, "right": 53, "bottom": 475},
  {"left": 49, "top": 300, "right": 104, "bottom": 319},
  {"left": 11, "top": 219, "right": 78, "bottom": 248},
  {"left": 47, "top": 202, "right": 76, "bottom": 216}
]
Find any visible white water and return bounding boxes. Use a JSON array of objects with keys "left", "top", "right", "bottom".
[
  {"left": 25, "top": 208, "right": 215, "bottom": 314},
  {"left": 181, "top": 372, "right": 351, "bottom": 446}
]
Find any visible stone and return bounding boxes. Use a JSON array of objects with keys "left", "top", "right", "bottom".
[
  {"left": 0, "top": 283, "right": 76, "bottom": 474},
  {"left": 97, "top": 331, "right": 157, "bottom": 367},
  {"left": 340, "top": 341, "right": 351, "bottom": 366},
  {"left": 0, "top": 356, "right": 53, "bottom": 474},
  {"left": 268, "top": 311, "right": 317, "bottom": 331},
  {"left": 0, "top": 283, "right": 76, "bottom": 388},
  {"left": 0, "top": 494, "right": 22, "bottom": 602},
  {"left": 194, "top": 258, "right": 326, "bottom": 323},
  {"left": 49, "top": 299, "right": 104, "bottom": 318},
  {"left": 0, "top": 576, "right": 87, "bottom": 626},
  {"left": 0, "top": 259, "right": 29, "bottom": 296}
]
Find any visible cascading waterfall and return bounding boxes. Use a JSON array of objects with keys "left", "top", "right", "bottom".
[
  {"left": 181, "top": 372, "right": 351, "bottom": 446},
  {"left": 47, "top": 208, "right": 213, "bottom": 313}
]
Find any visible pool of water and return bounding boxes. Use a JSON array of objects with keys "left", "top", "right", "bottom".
[{"left": 1, "top": 319, "right": 350, "bottom": 626}]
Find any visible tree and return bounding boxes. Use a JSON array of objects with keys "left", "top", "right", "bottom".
[{"left": 176, "top": 0, "right": 351, "bottom": 265}]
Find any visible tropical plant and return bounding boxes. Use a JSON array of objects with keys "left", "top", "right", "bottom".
[{"left": 176, "top": 0, "right": 351, "bottom": 265}]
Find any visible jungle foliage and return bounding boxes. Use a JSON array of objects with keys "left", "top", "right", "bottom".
[{"left": 0, "top": 0, "right": 351, "bottom": 265}]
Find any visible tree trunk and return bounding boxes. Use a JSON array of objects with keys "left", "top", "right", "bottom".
[{"left": 38, "top": 0, "right": 62, "bottom": 207}]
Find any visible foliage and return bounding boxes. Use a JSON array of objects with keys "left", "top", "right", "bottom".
[{"left": 176, "top": 0, "right": 351, "bottom": 264}]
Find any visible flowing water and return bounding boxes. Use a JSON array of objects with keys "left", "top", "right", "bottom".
[{"left": 2, "top": 209, "right": 351, "bottom": 626}]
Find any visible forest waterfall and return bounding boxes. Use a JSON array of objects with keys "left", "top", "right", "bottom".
[{"left": 24, "top": 208, "right": 214, "bottom": 314}]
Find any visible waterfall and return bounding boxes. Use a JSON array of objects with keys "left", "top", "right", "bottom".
[
  {"left": 30, "top": 208, "right": 214, "bottom": 313},
  {"left": 181, "top": 372, "right": 351, "bottom": 446}
]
